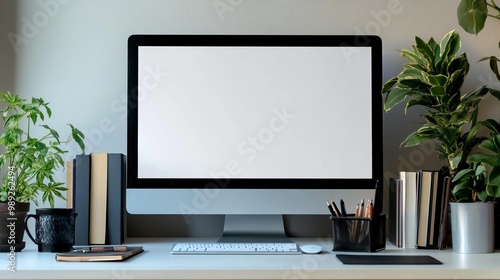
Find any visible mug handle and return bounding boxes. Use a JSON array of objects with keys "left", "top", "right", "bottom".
[{"left": 24, "top": 214, "right": 39, "bottom": 245}]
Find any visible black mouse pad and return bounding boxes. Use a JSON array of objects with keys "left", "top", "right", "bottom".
[{"left": 336, "top": 254, "right": 442, "bottom": 265}]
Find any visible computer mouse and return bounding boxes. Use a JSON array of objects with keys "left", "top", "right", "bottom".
[{"left": 299, "top": 244, "right": 322, "bottom": 254}]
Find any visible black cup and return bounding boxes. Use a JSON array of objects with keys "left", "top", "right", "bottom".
[{"left": 24, "top": 208, "right": 77, "bottom": 252}]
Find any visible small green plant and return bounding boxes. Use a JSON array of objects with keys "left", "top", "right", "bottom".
[
  {"left": 453, "top": 119, "right": 500, "bottom": 201},
  {"left": 0, "top": 91, "right": 85, "bottom": 207}
]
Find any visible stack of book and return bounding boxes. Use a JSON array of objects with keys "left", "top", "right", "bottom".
[
  {"left": 66, "top": 153, "right": 126, "bottom": 245},
  {"left": 389, "top": 170, "right": 451, "bottom": 249}
]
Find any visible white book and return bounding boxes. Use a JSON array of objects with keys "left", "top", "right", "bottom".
[
  {"left": 400, "top": 171, "right": 418, "bottom": 249},
  {"left": 417, "top": 170, "right": 433, "bottom": 248}
]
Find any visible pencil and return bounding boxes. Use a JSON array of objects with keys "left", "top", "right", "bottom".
[
  {"left": 367, "top": 200, "right": 373, "bottom": 218},
  {"left": 340, "top": 199, "right": 347, "bottom": 217},
  {"left": 352, "top": 204, "right": 360, "bottom": 241}
]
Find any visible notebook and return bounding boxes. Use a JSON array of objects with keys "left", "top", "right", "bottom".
[{"left": 55, "top": 246, "right": 144, "bottom": 262}]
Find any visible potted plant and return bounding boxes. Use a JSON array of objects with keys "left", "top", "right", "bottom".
[
  {"left": 450, "top": 118, "right": 500, "bottom": 253},
  {"left": 0, "top": 91, "right": 85, "bottom": 252},
  {"left": 382, "top": 30, "right": 499, "bottom": 177},
  {"left": 382, "top": 30, "right": 500, "bottom": 253},
  {"left": 455, "top": 0, "right": 500, "bottom": 252}
]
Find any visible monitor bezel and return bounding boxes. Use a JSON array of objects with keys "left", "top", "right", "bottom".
[{"left": 127, "top": 34, "right": 383, "bottom": 190}]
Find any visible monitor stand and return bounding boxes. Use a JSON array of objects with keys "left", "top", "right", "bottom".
[{"left": 217, "top": 214, "right": 293, "bottom": 243}]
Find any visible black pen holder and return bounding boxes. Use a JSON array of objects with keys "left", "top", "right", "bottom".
[{"left": 330, "top": 214, "right": 386, "bottom": 252}]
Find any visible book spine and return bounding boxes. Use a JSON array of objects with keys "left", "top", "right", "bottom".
[
  {"left": 74, "top": 154, "right": 91, "bottom": 245},
  {"left": 89, "top": 153, "right": 108, "bottom": 244},
  {"left": 400, "top": 171, "right": 418, "bottom": 249},
  {"left": 66, "top": 160, "right": 74, "bottom": 209},
  {"left": 389, "top": 178, "right": 402, "bottom": 247},
  {"left": 106, "top": 153, "right": 126, "bottom": 245}
]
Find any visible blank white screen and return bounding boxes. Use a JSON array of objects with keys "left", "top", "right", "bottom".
[{"left": 137, "top": 46, "right": 372, "bottom": 179}]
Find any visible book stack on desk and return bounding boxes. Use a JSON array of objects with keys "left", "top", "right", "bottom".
[
  {"left": 67, "top": 153, "right": 127, "bottom": 245},
  {"left": 389, "top": 170, "right": 451, "bottom": 249}
]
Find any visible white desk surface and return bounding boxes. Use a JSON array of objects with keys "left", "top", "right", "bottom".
[{"left": 3, "top": 238, "right": 500, "bottom": 280}]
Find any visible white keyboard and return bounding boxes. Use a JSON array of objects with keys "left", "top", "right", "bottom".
[{"left": 171, "top": 242, "right": 301, "bottom": 255}]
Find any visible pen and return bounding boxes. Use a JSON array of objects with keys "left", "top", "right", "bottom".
[
  {"left": 72, "top": 246, "right": 128, "bottom": 253},
  {"left": 330, "top": 199, "right": 342, "bottom": 217},
  {"left": 340, "top": 199, "right": 347, "bottom": 217},
  {"left": 352, "top": 204, "right": 360, "bottom": 241},
  {"left": 373, "top": 179, "right": 382, "bottom": 217},
  {"left": 327, "top": 200, "right": 338, "bottom": 217}
]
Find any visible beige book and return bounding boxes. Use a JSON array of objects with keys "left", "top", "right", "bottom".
[
  {"left": 66, "top": 160, "right": 73, "bottom": 209},
  {"left": 89, "top": 153, "right": 108, "bottom": 244}
]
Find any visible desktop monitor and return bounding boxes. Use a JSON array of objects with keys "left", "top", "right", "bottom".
[{"left": 126, "top": 34, "right": 383, "bottom": 240}]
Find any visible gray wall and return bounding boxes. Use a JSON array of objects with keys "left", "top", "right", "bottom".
[{"left": 1, "top": 0, "right": 499, "bottom": 237}]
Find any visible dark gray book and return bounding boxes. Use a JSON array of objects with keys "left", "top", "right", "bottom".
[
  {"left": 74, "top": 154, "right": 91, "bottom": 245},
  {"left": 106, "top": 153, "right": 126, "bottom": 245},
  {"left": 389, "top": 178, "right": 402, "bottom": 247}
]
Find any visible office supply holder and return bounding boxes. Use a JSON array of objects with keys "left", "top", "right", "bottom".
[{"left": 330, "top": 214, "right": 386, "bottom": 252}]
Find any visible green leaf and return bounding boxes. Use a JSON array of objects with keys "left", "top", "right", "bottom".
[
  {"left": 453, "top": 178, "right": 472, "bottom": 192},
  {"left": 384, "top": 87, "right": 413, "bottom": 111},
  {"left": 399, "top": 49, "right": 425, "bottom": 64},
  {"left": 486, "top": 185, "right": 500, "bottom": 198},
  {"left": 489, "top": 88, "right": 500, "bottom": 101},
  {"left": 481, "top": 119, "right": 500, "bottom": 135},
  {"left": 424, "top": 114, "right": 439, "bottom": 125},
  {"left": 457, "top": 0, "right": 488, "bottom": 35},
  {"left": 464, "top": 122, "right": 482, "bottom": 145},
  {"left": 399, "top": 67, "right": 425, "bottom": 80},
  {"left": 440, "top": 30, "right": 461, "bottom": 59},
  {"left": 430, "top": 85, "right": 446, "bottom": 97},
  {"left": 475, "top": 164, "right": 487, "bottom": 176},
  {"left": 491, "top": 58, "right": 500, "bottom": 81},
  {"left": 487, "top": 166, "right": 500, "bottom": 198},
  {"left": 449, "top": 154, "right": 464, "bottom": 171},
  {"left": 489, "top": 166, "right": 500, "bottom": 184},
  {"left": 471, "top": 153, "right": 500, "bottom": 166},
  {"left": 404, "top": 63, "right": 429, "bottom": 73},
  {"left": 477, "top": 190, "right": 490, "bottom": 201},
  {"left": 479, "top": 139, "right": 500, "bottom": 153},
  {"left": 490, "top": 56, "right": 500, "bottom": 81},
  {"left": 414, "top": 36, "right": 435, "bottom": 66},
  {"left": 427, "top": 37, "right": 439, "bottom": 55},
  {"left": 69, "top": 124, "right": 86, "bottom": 153},
  {"left": 425, "top": 74, "right": 448, "bottom": 87},
  {"left": 382, "top": 76, "right": 396, "bottom": 93},
  {"left": 447, "top": 53, "right": 469, "bottom": 75},
  {"left": 478, "top": 56, "right": 500, "bottom": 81},
  {"left": 398, "top": 78, "right": 427, "bottom": 90},
  {"left": 406, "top": 97, "right": 433, "bottom": 110},
  {"left": 401, "top": 130, "right": 435, "bottom": 147}
]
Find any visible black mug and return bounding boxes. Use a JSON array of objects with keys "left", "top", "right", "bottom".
[{"left": 24, "top": 208, "right": 77, "bottom": 252}]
